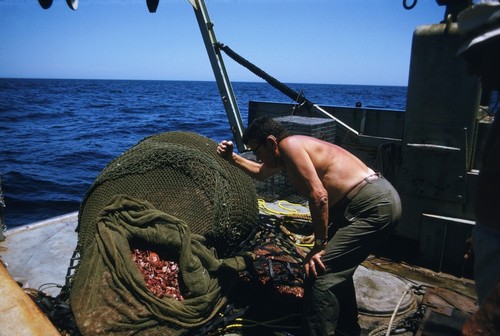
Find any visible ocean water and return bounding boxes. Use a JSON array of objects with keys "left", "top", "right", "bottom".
[{"left": 0, "top": 78, "right": 406, "bottom": 228}]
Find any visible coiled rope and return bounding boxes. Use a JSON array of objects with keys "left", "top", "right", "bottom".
[
  {"left": 368, "top": 284, "right": 426, "bottom": 336},
  {"left": 258, "top": 199, "right": 311, "bottom": 220},
  {"left": 258, "top": 199, "right": 314, "bottom": 247}
]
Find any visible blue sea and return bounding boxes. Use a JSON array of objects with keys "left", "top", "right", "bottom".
[{"left": 0, "top": 78, "right": 407, "bottom": 228}]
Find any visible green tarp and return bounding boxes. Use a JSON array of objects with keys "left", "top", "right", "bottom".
[{"left": 71, "top": 195, "right": 251, "bottom": 335}]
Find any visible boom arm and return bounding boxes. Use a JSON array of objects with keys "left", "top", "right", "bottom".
[{"left": 189, "top": 0, "right": 247, "bottom": 152}]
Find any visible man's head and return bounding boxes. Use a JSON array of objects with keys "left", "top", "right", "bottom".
[
  {"left": 242, "top": 117, "right": 289, "bottom": 150},
  {"left": 457, "top": 0, "right": 500, "bottom": 90}
]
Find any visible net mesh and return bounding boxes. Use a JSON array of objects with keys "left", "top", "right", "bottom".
[{"left": 77, "top": 131, "right": 258, "bottom": 258}]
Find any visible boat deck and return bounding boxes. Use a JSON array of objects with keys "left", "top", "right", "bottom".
[
  {"left": 0, "top": 203, "right": 477, "bottom": 335},
  {"left": 0, "top": 212, "right": 78, "bottom": 297}
]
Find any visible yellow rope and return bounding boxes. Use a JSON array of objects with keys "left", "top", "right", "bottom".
[
  {"left": 208, "top": 314, "right": 303, "bottom": 334},
  {"left": 258, "top": 199, "right": 311, "bottom": 220},
  {"left": 258, "top": 198, "right": 315, "bottom": 248},
  {"left": 277, "top": 200, "right": 302, "bottom": 213},
  {"left": 235, "top": 315, "right": 302, "bottom": 328}
]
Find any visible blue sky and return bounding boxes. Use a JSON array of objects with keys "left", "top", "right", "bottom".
[{"left": 0, "top": 0, "right": 448, "bottom": 86}]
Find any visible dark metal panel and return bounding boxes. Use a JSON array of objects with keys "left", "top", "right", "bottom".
[
  {"left": 399, "top": 124, "right": 468, "bottom": 203},
  {"left": 419, "top": 213, "right": 474, "bottom": 277}
]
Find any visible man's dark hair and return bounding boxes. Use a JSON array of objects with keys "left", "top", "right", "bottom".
[{"left": 242, "top": 117, "right": 290, "bottom": 145}]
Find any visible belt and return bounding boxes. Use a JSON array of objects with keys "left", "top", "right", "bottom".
[{"left": 345, "top": 173, "right": 381, "bottom": 200}]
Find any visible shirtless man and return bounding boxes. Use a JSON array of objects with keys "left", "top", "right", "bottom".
[{"left": 217, "top": 117, "right": 401, "bottom": 336}]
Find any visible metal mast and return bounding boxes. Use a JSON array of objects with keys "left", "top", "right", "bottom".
[{"left": 189, "top": 0, "right": 247, "bottom": 152}]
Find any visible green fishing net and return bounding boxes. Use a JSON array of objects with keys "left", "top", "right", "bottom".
[
  {"left": 70, "top": 132, "right": 258, "bottom": 335},
  {"left": 78, "top": 131, "right": 258, "bottom": 257}
]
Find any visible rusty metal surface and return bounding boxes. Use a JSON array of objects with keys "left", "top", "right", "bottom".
[
  {"left": 363, "top": 257, "right": 477, "bottom": 299},
  {"left": 423, "top": 287, "right": 477, "bottom": 315}
]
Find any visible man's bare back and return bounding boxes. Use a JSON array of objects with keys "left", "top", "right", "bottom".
[{"left": 278, "top": 135, "right": 375, "bottom": 207}]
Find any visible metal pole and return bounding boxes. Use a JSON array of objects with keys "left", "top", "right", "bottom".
[{"left": 190, "top": 0, "right": 247, "bottom": 152}]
